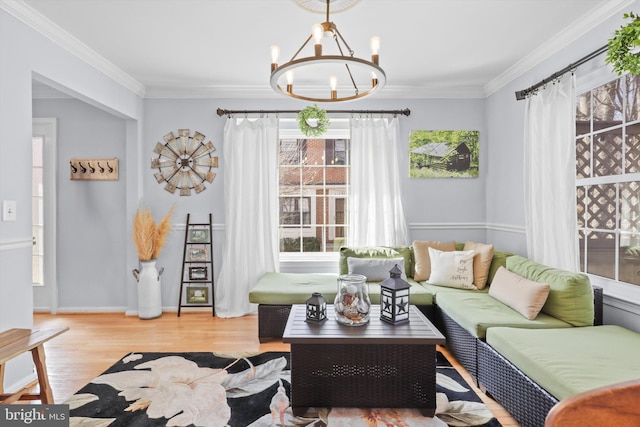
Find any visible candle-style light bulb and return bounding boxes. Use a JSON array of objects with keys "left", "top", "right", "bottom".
[
  {"left": 371, "top": 71, "right": 378, "bottom": 87},
  {"left": 312, "top": 24, "right": 323, "bottom": 44},
  {"left": 370, "top": 36, "right": 381, "bottom": 65},
  {"left": 312, "top": 24, "right": 323, "bottom": 56},
  {"left": 286, "top": 71, "right": 294, "bottom": 93},
  {"left": 330, "top": 76, "right": 337, "bottom": 100},
  {"left": 270, "top": 45, "right": 280, "bottom": 71}
]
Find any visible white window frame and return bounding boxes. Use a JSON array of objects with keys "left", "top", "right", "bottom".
[
  {"left": 575, "top": 67, "right": 640, "bottom": 303},
  {"left": 32, "top": 118, "right": 58, "bottom": 314},
  {"left": 278, "top": 118, "right": 350, "bottom": 271}
]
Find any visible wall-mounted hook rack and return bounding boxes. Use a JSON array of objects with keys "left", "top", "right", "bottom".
[{"left": 70, "top": 157, "right": 119, "bottom": 180}]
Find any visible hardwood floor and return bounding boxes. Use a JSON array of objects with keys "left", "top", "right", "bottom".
[{"left": 28, "top": 311, "right": 520, "bottom": 426}]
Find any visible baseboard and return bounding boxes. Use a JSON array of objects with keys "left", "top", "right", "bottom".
[
  {"left": 3, "top": 371, "right": 37, "bottom": 395},
  {"left": 48, "top": 306, "right": 129, "bottom": 313}
]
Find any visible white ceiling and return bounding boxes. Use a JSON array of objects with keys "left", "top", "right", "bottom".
[{"left": 12, "top": 0, "right": 634, "bottom": 99}]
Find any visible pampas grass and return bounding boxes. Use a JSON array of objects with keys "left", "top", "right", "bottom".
[{"left": 133, "top": 205, "right": 174, "bottom": 261}]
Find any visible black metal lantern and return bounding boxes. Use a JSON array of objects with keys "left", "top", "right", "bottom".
[
  {"left": 380, "top": 264, "right": 410, "bottom": 324},
  {"left": 306, "top": 292, "right": 327, "bottom": 322}
]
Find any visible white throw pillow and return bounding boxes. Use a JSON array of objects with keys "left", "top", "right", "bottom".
[
  {"left": 489, "top": 266, "right": 550, "bottom": 320},
  {"left": 427, "top": 248, "right": 476, "bottom": 289},
  {"left": 347, "top": 257, "right": 407, "bottom": 282}
]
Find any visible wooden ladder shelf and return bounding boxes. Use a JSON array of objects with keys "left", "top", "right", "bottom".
[{"left": 177, "top": 213, "right": 215, "bottom": 316}]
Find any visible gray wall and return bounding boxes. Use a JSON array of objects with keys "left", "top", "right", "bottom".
[
  {"left": 0, "top": 8, "right": 142, "bottom": 392},
  {"left": 33, "top": 98, "right": 128, "bottom": 310},
  {"left": 4, "top": 0, "right": 640, "bottom": 391},
  {"left": 137, "top": 96, "right": 488, "bottom": 306},
  {"left": 484, "top": 3, "right": 640, "bottom": 332}
]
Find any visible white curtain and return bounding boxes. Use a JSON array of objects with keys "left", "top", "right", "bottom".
[
  {"left": 524, "top": 76, "right": 578, "bottom": 271},
  {"left": 348, "top": 117, "right": 409, "bottom": 247},
  {"left": 216, "top": 117, "right": 279, "bottom": 318}
]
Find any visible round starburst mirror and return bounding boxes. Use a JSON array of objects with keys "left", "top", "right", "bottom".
[{"left": 150, "top": 129, "right": 218, "bottom": 196}]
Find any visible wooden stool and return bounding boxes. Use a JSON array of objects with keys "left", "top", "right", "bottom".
[{"left": 0, "top": 327, "right": 69, "bottom": 404}]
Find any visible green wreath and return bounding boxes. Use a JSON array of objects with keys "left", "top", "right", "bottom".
[
  {"left": 297, "top": 104, "right": 330, "bottom": 137},
  {"left": 606, "top": 12, "right": 640, "bottom": 76}
]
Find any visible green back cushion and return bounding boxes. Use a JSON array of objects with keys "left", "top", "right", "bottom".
[
  {"left": 487, "top": 249, "right": 515, "bottom": 285},
  {"left": 506, "top": 255, "right": 594, "bottom": 326},
  {"left": 339, "top": 246, "right": 412, "bottom": 277}
]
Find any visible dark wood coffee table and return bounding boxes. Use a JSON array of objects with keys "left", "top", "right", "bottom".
[{"left": 282, "top": 304, "right": 445, "bottom": 416}]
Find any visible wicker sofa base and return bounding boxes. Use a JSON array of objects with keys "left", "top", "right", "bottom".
[
  {"left": 258, "top": 304, "right": 292, "bottom": 343},
  {"left": 258, "top": 303, "right": 438, "bottom": 343},
  {"left": 439, "top": 308, "right": 479, "bottom": 382},
  {"left": 477, "top": 339, "right": 558, "bottom": 427}
]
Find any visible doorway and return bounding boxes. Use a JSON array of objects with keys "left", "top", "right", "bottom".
[{"left": 32, "top": 118, "right": 58, "bottom": 314}]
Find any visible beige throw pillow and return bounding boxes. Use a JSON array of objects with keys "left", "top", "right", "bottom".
[
  {"left": 427, "top": 248, "right": 476, "bottom": 289},
  {"left": 489, "top": 266, "right": 551, "bottom": 320},
  {"left": 413, "top": 240, "right": 457, "bottom": 281},
  {"left": 463, "top": 241, "right": 495, "bottom": 290}
]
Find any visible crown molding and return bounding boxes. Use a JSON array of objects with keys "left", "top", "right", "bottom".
[
  {"left": 4, "top": 0, "right": 631, "bottom": 101},
  {"left": 483, "top": 0, "right": 637, "bottom": 97},
  {"left": 0, "top": 0, "right": 146, "bottom": 97},
  {"left": 143, "top": 84, "right": 487, "bottom": 100}
]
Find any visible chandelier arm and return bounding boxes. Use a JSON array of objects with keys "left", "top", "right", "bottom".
[
  {"left": 330, "top": 30, "right": 359, "bottom": 93},
  {"left": 332, "top": 27, "right": 355, "bottom": 56},
  {"left": 343, "top": 63, "right": 359, "bottom": 93},
  {"left": 290, "top": 34, "right": 314, "bottom": 62}
]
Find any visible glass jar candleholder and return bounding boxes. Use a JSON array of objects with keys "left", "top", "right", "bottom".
[{"left": 334, "top": 274, "right": 371, "bottom": 326}]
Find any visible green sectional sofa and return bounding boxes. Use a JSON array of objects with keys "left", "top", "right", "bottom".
[{"left": 249, "top": 243, "right": 617, "bottom": 427}]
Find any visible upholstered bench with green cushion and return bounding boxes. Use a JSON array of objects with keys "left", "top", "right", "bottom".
[{"left": 478, "top": 325, "right": 640, "bottom": 427}]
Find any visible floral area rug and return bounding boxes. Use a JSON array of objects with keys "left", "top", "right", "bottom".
[{"left": 66, "top": 351, "right": 502, "bottom": 427}]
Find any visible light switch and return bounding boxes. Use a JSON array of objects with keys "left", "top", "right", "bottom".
[{"left": 2, "top": 200, "right": 17, "bottom": 221}]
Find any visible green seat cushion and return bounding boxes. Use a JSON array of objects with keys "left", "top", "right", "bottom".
[
  {"left": 436, "top": 291, "right": 571, "bottom": 339},
  {"left": 249, "top": 273, "right": 338, "bottom": 305},
  {"left": 339, "top": 246, "right": 413, "bottom": 277},
  {"left": 486, "top": 325, "right": 640, "bottom": 400},
  {"left": 506, "top": 255, "right": 594, "bottom": 326},
  {"left": 420, "top": 282, "right": 489, "bottom": 304},
  {"left": 249, "top": 272, "right": 433, "bottom": 305}
]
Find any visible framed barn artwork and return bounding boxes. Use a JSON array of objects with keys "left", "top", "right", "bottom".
[{"left": 409, "top": 130, "right": 479, "bottom": 178}]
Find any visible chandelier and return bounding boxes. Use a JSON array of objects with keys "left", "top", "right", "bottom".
[{"left": 270, "top": 0, "right": 386, "bottom": 102}]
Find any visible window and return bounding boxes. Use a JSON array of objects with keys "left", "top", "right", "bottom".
[
  {"left": 280, "top": 197, "right": 311, "bottom": 225},
  {"left": 32, "top": 136, "right": 44, "bottom": 285},
  {"left": 279, "top": 136, "right": 350, "bottom": 253},
  {"left": 576, "top": 74, "right": 640, "bottom": 285}
]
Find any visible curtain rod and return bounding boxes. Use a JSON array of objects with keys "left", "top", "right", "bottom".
[
  {"left": 216, "top": 107, "right": 411, "bottom": 117},
  {"left": 514, "top": 44, "right": 608, "bottom": 101}
]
